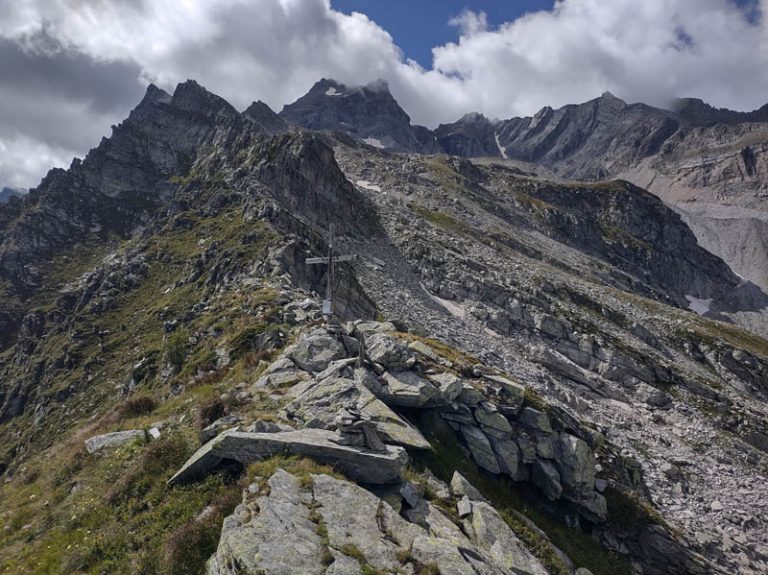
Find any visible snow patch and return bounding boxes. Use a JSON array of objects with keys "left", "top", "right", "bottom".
[
  {"left": 685, "top": 295, "right": 712, "bottom": 315},
  {"left": 325, "top": 87, "right": 343, "bottom": 96},
  {"left": 362, "top": 137, "right": 386, "bottom": 149},
  {"left": 356, "top": 180, "right": 381, "bottom": 192},
  {"left": 494, "top": 132, "right": 508, "bottom": 159}
]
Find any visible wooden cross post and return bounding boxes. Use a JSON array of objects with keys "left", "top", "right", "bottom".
[{"left": 306, "top": 223, "right": 357, "bottom": 330}]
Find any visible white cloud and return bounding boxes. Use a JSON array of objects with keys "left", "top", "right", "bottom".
[
  {"left": 0, "top": 0, "right": 766, "bottom": 188},
  {"left": 0, "top": 133, "right": 73, "bottom": 189}
]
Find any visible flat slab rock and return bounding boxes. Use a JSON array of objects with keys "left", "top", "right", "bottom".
[
  {"left": 85, "top": 430, "right": 145, "bottom": 453},
  {"left": 169, "top": 428, "right": 408, "bottom": 485}
]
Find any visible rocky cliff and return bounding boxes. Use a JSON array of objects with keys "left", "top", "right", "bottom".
[{"left": 0, "top": 81, "right": 766, "bottom": 575}]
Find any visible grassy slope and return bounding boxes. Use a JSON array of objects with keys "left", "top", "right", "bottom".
[{"left": 0, "top": 202, "right": 305, "bottom": 574}]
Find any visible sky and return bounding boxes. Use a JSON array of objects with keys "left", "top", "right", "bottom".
[{"left": 0, "top": 0, "right": 766, "bottom": 190}]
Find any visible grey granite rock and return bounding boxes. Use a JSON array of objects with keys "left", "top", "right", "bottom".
[
  {"left": 378, "top": 371, "right": 439, "bottom": 407},
  {"left": 554, "top": 433, "right": 596, "bottom": 496},
  {"left": 518, "top": 407, "right": 553, "bottom": 433},
  {"left": 85, "top": 430, "right": 145, "bottom": 453},
  {"left": 467, "top": 501, "right": 549, "bottom": 575},
  {"left": 450, "top": 471, "right": 487, "bottom": 502},
  {"left": 460, "top": 425, "right": 501, "bottom": 474},
  {"left": 532, "top": 459, "right": 563, "bottom": 501},
  {"left": 290, "top": 332, "right": 346, "bottom": 372},
  {"left": 365, "top": 333, "right": 415, "bottom": 370},
  {"left": 169, "top": 428, "right": 408, "bottom": 485}
]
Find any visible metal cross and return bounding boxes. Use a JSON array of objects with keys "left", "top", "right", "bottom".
[{"left": 306, "top": 223, "right": 357, "bottom": 323}]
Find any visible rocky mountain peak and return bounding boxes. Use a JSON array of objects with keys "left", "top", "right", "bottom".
[
  {"left": 243, "top": 100, "right": 289, "bottom": 135},
  {"left": 280, "top": 77, "right": 427, "bottom": 151},
  {"left": 672, "top": 96, "right": 768, "bottom": 126},
  {"left": 170, "top": 79, "right": 239, "bottom": 119}
]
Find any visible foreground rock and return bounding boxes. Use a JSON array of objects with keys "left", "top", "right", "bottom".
[
  {"left": 169, "top": 428, "right": 407, "bottom": 485},
  {"left": 207, "top": 469, "right": 549, "bottom": 575}
]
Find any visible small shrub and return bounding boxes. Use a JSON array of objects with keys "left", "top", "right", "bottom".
[
  {"left": 120, "top": 395, "right": 158, "bottom": 419},
  {"left": 229, "top": 324, "right": 286, "bottom": 361},
  {"left": 396, "top": 549, "right": 413, "bottom": 563},
  {"left": 198, "top": 397, "right": 227, "bottom": 428},
  {"left": 166, "top": 332, "right": 188, "bottom": 372},
  {"left": 339, "top": 543, "right": 366, "bottom": 562},
  {"left": 243, "top": 349, "right": 276, "bottom": 369},
  {"left": 162, "top": 510, "right": 223, "bottom": 574},
  {"left": 320, "top": 548, "right": 335, "bottom": 566},
  {"left": 415, "top": 563, "right": 441, "bottom": 575},
  {"left": 106, "top": 435, "right": 190, "bottom": 504}
]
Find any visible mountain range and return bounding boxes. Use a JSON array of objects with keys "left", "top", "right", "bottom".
[
  {"left": 279, "top": 80, "right": 768, "bottom": 293},
  {"left": 0, "top": 78, "right": 767, "bottom": 575}
]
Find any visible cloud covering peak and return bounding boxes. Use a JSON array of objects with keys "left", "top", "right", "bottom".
[{"left": 1, "top": 0, "right": 766, "bottom": 188}]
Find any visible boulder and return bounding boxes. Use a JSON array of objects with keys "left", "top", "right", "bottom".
[
  {"left": 365, "top": 333, "right": 414, "bottom": 369},
  {"left": 572, "top": 492, "right": 608, "bottom": 523},
  {"left": 450, "top": 471, "right": 487, "bottom": 502},
  {"left": 554, "top": 433, "right": 596, "bottom": 495},
  {"left": 516, "top": 433, "right": 537, "bottom": 464},
  {"left": 284, "top": 377, "right": 430, "bottom": 449},
  {"left": 408, "top": 340, "right": 441, "bottom": 362},
  {"left": 466, "top": 501, "right": 549, "bottom": 575},
  {"left": 85, "top": 430, "right": 145, "bottom": 453},
  {"left": 357, "top": 389, "right": 431, "bottom": 449},
  {"left": 534, "top": 433, "right": 555, "bottom": 459},
  {"left": 290, "top": 332, "right": 346, "bottom": 372},
  {"left": 284, "top": 377, "right": 360, "bottom": 427},
  {"left": 208, "top": 469, "right": 524, "bottom": 575},
  {"left": 457, "top": 495, "right": 473, "bottom": 518},
  {"left": 312, "top": 473, "right": 422, "bottom": 572},
  {"left": 427, "top": 371, "right": 464, "bottom": 401},
  {"left": 457, "top": 383, "right": 485, "bottom": 405},
  {"left": 532, "top": 459, "right": 562, "bottom": 500},
  {"left": 483, "top": 374, "right": 525, "bottom": 414},
  {"left": 488, "top": 436, "right": 525, "bottom": 481},
  {"left": 379, "top": 371, "right": 439, "bottom": 407},
  {"left": 352, "top": 320, "right": 397, "bottom": 334},
  {"left": 254, "top": 369, "right": 304, "bottom": 389},
  {"left": 460, "top": 425, "right": 501, "bottom": 474},
  {"left": 169, "top": 428, "right": 408, "bottom": 485},
  {"left": 518, "top": 407, "right": 553, "bottom": 433},
  {"left": 244, "top": 419, "right": 293, "bottom": 433},
  {"left": 474, "top": 403, "right": 513, "bottom": 436}
]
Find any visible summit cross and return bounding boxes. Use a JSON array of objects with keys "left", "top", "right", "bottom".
[{"left": 306, "top": 223, "right": 357, "bottom": 326}]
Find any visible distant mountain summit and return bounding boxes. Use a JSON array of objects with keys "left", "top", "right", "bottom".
[
  {"left": 673, "top": 97, "right": 768, "bottom": 127},
  {"left": 279, "top": 79, "right": 438, "bottom": 152}
]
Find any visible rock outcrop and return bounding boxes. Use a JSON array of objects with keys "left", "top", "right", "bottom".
[{"left": 207, "top": 468, "right": 549, "bottom": 575}]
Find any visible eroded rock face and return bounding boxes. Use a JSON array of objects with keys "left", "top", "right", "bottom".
[
  {"left": 207, "top": 470, "right": 325, "bottom": 575},
  {"left": 207, "top": 469, "right": 549, "bottom": 575}
]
